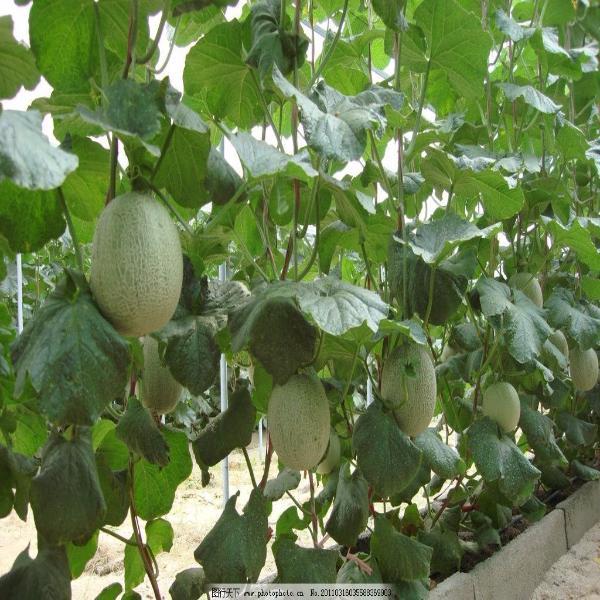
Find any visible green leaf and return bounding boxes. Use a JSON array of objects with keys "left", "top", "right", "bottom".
[
  {"left": 125, "top": 518, "right": 174, "bottom": 591},
  {"left": 173, "top": 0, "right": 239, "bottom": 17},
  {"left": 272, "top": 537, "right": 337, "bottom": 583},
  {"left": 555, "top": 411, "right": 598, "bottom": 446},
  {"left": 0, "top": 545, "right": 71, "bottom": 600},
  {"left": 30, "top": 429, "right": 106, "bottom": 544},
  {"left": 95, "top": 582, "right": 123, "bottom": 600},
  {"left": 325, "top": 462, "right": 369, "bottom": 547},
  {"left": 0, "top": 15, "right": 39, "bottom": 99},
  {"left": 377, "top": 319, "right": 428, "bottom": 346},
  {"left": 96, "top": 455, "right": 128, "bottom": 527},
  {"left": 353, "top": 404, "right": 423, "bottom": 498},
  {"left": 467, "top": 170, "right": 525, "bottom": 220},
  {"left": 11, "top": 272, "right": 130, "bottom": 426},
  {"left": 0, "top": 180, "right": 65, "bottom": 253},
  {"left": 571, "top": 460, "right": 600, "bottom": 481},
  {"left": 184, "top": 20, "right": 262, "bottom": 128},
  {"left": 66, "top": 530, "right": 99, "bottom": 578},
  {"left": 134, "top": 427, "right": 193, "bottom": 520},
  {"left": 230, "top": 132, "right": 317, "bottom": 181},
  {"left": 99, "top": 0, "right": 149, "bottom": 61},
  {"left": 372, "top": 0, "right": 407, "bottom": 31},
  {"left": 371, "top": 515, "right": 433, "bottom": 582},
  {"left": 336, "top": 555, "right": 382, "bottom": 583},
  {"left": 29, "top": 0, "right": 96, "bottom": 93},
  {"left": 407, "top": 213, "right": 501, "bottom": 265},
  {"left": 545, "top": 287, "right": 600, "bottom": 350},
  {"left": 192, "top": 387, "right": 256, "bottom": 469},
  {"left": 230, "top": 296, "right": 317, "bottom": 385},
  {"left": 495, "top": 9, "right": 534, "bottom": 42},
  {"left": 154, "top": 126, "right": 211, "bottom": 208},
  {"left": 498, "top": 83, "right": 562, "bottom": 114},
  {"left": 77, "top": 80, "right": 162, "bottom": 145},
  {"left": 414, "top": 428, "right": 466, "bottom": 480},
  {"left": 273, "top": 67, "right": 385, "bottom": 162},
  {"left": 0, "top": 110, "right": 79, "bottom": 190},
  {"left": 246, "top": 0, "right": 308, "bottom": 78},
  {"left": 415, "top": 0, "right": 492, "bottom": 99},
  {"left": 544, "top": 218, "right": 600, "bottom": 271},
  {"left": 263, "top": 467, "right": 301, "bottom": 501},
  {"left": 467, "top": 417, "right": 541, "bottom": 504},
  {"left": 157, "top": 316, "right": 220, "bottom": 395},
  {"left": 518, "top": 402, "right": 567, "bottom": 466},
  {"left": 116, "top": 397, "right": 170, "bottom": 466},
  {"left": 194, "top": 488, "right": 269, "bottom": 583},
  {"left": 476, "top": 277, "right": 552, "bottom": 364},
  {"left": 61, "top": 137, "right": 111, "bottom": 221},
  {"left": 202, "top": 148, "right": 245, "bottom": 206},
  {"left": 169, "top": 567, "right": 206, "bottom": 600},
  {"left": 417, "top": 527, "right": 463, "bottom": 577},
  {"left": 0, "top": 445, "right": 38, "bottom": 520},
  {"left": 234, "top": 204, "right": 263, "bottom": 256}
]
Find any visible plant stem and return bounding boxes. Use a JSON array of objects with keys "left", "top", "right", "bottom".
[
  {"left": 137, "top": 0, "right": 171, "bottom": 64},
  {"left": 145, "top": 181, "right": 193, "bottom": 234},
  {"left": 259, "top": 434, "right": 273, "bottom": 489},
  {"left": 308, "top": 471, "right": 319, "bottom": 547},
  {"left": 57, "top": 188, "right": 84, "bottom": 273},
  {"left": 251, "top": 70, "right": 285, "bottom": 152},
  {"left": 309, "top": 0, "right": 349, "bottom": 87},
  {"left": 404, "top": 59, "right": 431, "bottom": 163},
  {"left": 285, "top": 490, "right": 312, "bottom": 515},
  {"left": 122, "top": 0, "right": 139, "bottom": 79},
  {"left": 106, "top": 136, "right": 119, "bottom": 205},
  {"left": 296, "top": 187, "right": 321, "bottom": 280},
  {"left": 242, "top": 447, "right": 258, "bottom": 489},
  {"left": 153, "top": 17, "right": 180, "bottom": 74},
  {"left": 100, "top": 527, "right": 138, "bottom": 546},
  {"left": 151, "top": 124, "right": 176, "bottom": 183},
  {"left": 423, "top": 266, "right": 437, "bottom": 329}
]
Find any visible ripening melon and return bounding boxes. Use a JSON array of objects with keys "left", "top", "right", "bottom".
[
  {"left": 90, "top": 192, "right": 183, "bottom": 337},
  {"left": 569, "top": 347, "right": 599, "bottom": 392},
  {"left": 482, "top": 382, "right": 520, "bottom": 433},
  {"left": 381, "top": 344, "right": 437, "bottom": 437},
  {"left": 509, "top": 273, "right": 543, "bottom": 308},
  {"left": 141, "top": 336, "right": 182, "bottom": 414},
  {"left": 316, "top": 430, "right": 341, "bottom": 475},
  {"left": 268, "top": 374, "right": 330, "bottom": 471},
  {"left": 548, "top": 330, "right": 569, "bottom": 357}
]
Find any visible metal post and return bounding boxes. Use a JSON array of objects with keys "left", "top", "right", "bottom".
[
  {"left": 219, "top": 262, "right": 229, "bottom": 504},
  {"left": 16, "top": 254, "right": 23, "bottom": 334}
]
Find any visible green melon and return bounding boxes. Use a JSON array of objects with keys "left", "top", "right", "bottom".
[
  {"left": 509, "top": 273, "right": 543, "bottom": 308},
  {"left": 267, "top": 374, "right": 330, "bottom": 471},
  {"left": 141, "top": 336, "right": 182, "bottom": 414},
  {"left": 316, "top": 430, "right": 341, "bottom": 475},
  {"left": 381, "top": 344, "right": 437, "bottom": 437},
  {"left": 482, "top": 382, "right": 520, "bottom": 432},
  {"left": 569, "top": 347, "right": 599, "bottom": 392},
  {"left": 548, "top": 330, "right": 569, "bottom": 357},
  {"left": 90, "top": 192, "right": 183, "bottom": 337}
]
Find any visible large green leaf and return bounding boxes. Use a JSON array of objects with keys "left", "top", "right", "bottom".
[
  {"left": 372, "top": 0, "right": 407, "bottom": 31},
  {"left": 498, "top": 83, "right": 562, "bottom": 114},
  {"left": 476, "top": 278, "right": 552, "bottom": 364},
  {"left": 495, "top": 9, "right": 534, "bottom": 42},
  {"left": 414, "top": 428, "right": 466, "bottom": 480},
  {"left": 0, "top": 110, "right": 79, "bottom": 190},
  {"left": 263, "top": 468, "right": 301, "bottom": 501},
  {"left": 353, "top": 404, "right": 423, "bottom": 498},
  {"left": 0, "top": 16, "right": 39, "bottom": 100},
  {"left": 415, "top": 0, "right": 492, "bottom": 98},
  {"left": 30, "top": 429, "right": 106, "bottom": 545},
  {"left": 272, "top": 537, "right": 337, "bottom": 583},
  {"left": 169, "top": 568, "right": 206, "bottom": 600},
  {"left": 518, "top": 402, "right": 567, "bottom": 467},
  {"left": 467, "top": 418, "right": 541, "bottom": 504},
  {"left": 325, "top": 462, "right": 369, "bottom": 547},
  {"left": 133, "top": 427, "right": 193, "bottom": 520},
  {"left": 0, "top": 545, "right": 71, "bottom": 600},
  {"left": 544, "top": 218, "right": 600, "bottom": 271},
  {"left": 0, "top": 180, "right": 65, "bottom": 253},
  {"left": 184, "top": 20, "right": 262, "bottom": 128},
  {"left": 545, "top": 287, "right": 600, "bottom": 350},
  {"left": 66, "top": 530, "right": 99, "bottom": 578},
  {"left": 11, "top": 272, "right": 130, "bottom": 426},
  {"left": 371, "top": 515, "right": 433, "bottom": 582},
  {"left": 29, "top": 0, "right": 97, "bottom": 93},
  {"left": 0, "top": 445, "right": 38, "bottom": 520},
  {"left": 194, "top": 489, "right": 269, "bottom": 583},
  {"left": 555, "top": 412, "right": 598, "bottom": 446},
  {"left": 192, "top": 387, "right": 256, "bottom": 470},
  {"left": 417, "top": 527, "right": 463, "bottom": 577}
]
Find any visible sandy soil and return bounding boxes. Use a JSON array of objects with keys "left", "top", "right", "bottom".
[
  {"left": 0, "top": 433, "right": 321, "bottom": 599},
  {"left": 533, "top": 519, "right": 600, "bottom": 600}
]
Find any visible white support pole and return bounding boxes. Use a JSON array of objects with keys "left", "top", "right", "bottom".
[
  {"left": 16, "top": 254, "right": 23, "bottom": 334},
  {"left": 219, "top": 262, "right": 229, "bottom": 504},
  {"left": 367, "top": 374, "right": 373, "bottom": 406}
]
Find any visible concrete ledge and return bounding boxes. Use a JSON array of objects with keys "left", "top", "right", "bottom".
[
  {"left": 471, "top": 510, "right": 567, "bottom": 600},
  {"left": 429, "top": 572, "right": 474, "bottom": 600},
  {"left": 556, "top": 480, "right": 600, "bottom": 548}
]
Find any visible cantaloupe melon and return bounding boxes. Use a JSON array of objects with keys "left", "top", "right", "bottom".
[
  {"left": 548, "top": 330, "right": 569, "bottom": 357},
  {"left": 482, "top": 381, "right": 520, "bottom": 432},
  {"left": 381, "top": 344, "right": 437, "bottom": 437},
  {"left": 509, "top": 273, "right": 543, "bottom": 308},
  {"left": 569, "top": 347, "right": 599, "bottom": 392},
  {"left": 316, "top": 430, "right": 341, "bottom": 475},
  {"left": 267, "top": 374, "right": 330, "bottom": 471},
  {"left": 90, "top": 192, "right": 183, "bottom": 337},
  {"left": 141, "top": 336, "right": 182, "bottom": 414}
]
